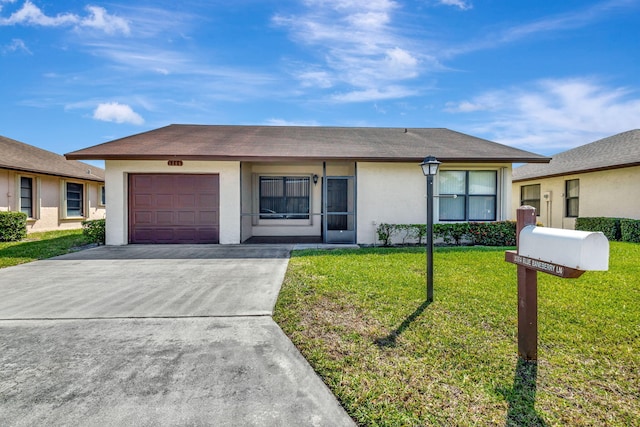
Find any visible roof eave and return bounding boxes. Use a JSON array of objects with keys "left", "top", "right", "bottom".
[
  {"left": 0, "top": 164, "right": 104, "bottom": 182},
  {"left": 513, "top": 161, "right": 640, "bottom": 182},
  {"left": 65, "top": 153, "right": 551, "bottom": 164}
]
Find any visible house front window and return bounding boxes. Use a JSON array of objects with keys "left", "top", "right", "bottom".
[
  {"left": 65, "top": 181, "right": 84, "bottom": 218},
  {"left": 99, "top": 185, "right": 106, "bottom": 206},
  {"left": 566, "top": 179, "right": 579, "bottom": 217},
  {"left": 439, "top": 170, "right": 497, "bottom": 221},
  {"left": 19, "top": 176, "right": 34, "bottom": 218},
  {"left": 520, "top": 184, "right": 541, "bottom": 212},
  {"left": 259, "top": 176, "right": 310, "bottom": 219}
]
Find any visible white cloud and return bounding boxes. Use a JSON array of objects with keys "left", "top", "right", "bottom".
[
  {"left": 92, "top": 102, "right": 144, "bottom": 125},
  {"left": 446, "top": 78, "right": 640, "bottom": 152},
  {"left": 445, "top": 0, "right": 637, "bottom": 57},
  {"left": 438, "top": 0, "right": 472, "bottom": 10},
  {"left": 1, "top": 38, "right": 31, "bottom": 54},
  {"left": 331, "top": 85, "right": 416, "bottom": 103},
  {"left": 80, "top": 6, "right": 130, "bottom": 35},
  {"left": 0, "top": 1, "right": 129, "bottom": 35},
  {"left": 273, "top": 0, "right": 429, "bottom": 102},
  {"left": 265, "top": 119, "right": 320, "bottom": 126}
]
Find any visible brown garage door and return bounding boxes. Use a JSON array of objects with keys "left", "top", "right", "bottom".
[{"left": 129, "top": 174, "right": 219, "bottom": 244}]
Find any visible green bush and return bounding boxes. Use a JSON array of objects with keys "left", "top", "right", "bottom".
[
  {"left": 434, "top": 222, "right": 471, "bottom": 245},
  {"left": 376, "top": 221, "right": 516, "bottom": 246},
  {"left": 575, "top": 217, "right": 621, "bottom": 241},
  {"left": 621, "top": 219, "right": 640, "bottom": 243},
  {"left": 0, "top": 211, "right": 27, "bottom": 242},
  {"left": 82, "top": 219, "right": 105, "bottom": 244},
  {"left": 467, "top": 221, "right": 517, "bottom": 246},
  {"left": 376, "top": 223, "right": 395, "bottom": 246}
]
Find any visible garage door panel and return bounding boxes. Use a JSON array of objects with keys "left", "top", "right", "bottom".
[
  {"left": 129, "top": 174, "right": 219, "bottom": 244},
  {"left": 198, "top": 194, "right": 217, "bottom": 207},
  {"left": 196, "top": 228, "right": 219, "bottom": 243},
  {"left": 156, "top": 211, "right": 174, "bottom": 224},
  {"left": 132, "top": 175, "right": 153, "bottom": 189},
  {"left": 156, "top": 194, "right": 174, "bottom": 208},
  {"left": 177, "top": 211, "right": 196, "bottom": 224},
  {"left": 199, "top": 210, "right": 218, "bottom": 223},
  {"left": 134, "top": 194, "right": 153, "bottom": 207},
  {"left": 178, "top": 194, "right": 196, "bottom": 207},
  {"left": 134, "top": 211, "right": 153, "bottom": 224}
]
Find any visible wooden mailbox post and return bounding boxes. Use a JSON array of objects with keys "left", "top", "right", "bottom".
[{"left": 505, "top": 206, "right": 609, "bottom": 360}]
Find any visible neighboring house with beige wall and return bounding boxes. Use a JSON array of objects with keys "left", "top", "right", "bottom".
[
  {"left": 512, "top": 129, "right": 640, "bottom": 229},
  {"left": 1, "top": 135, "right": 105, "bottom": 233},
  {"left": 66, "top": 125, "right": 548, "bottom": 245}
]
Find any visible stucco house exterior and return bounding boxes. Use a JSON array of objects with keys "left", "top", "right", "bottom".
[
  {"left": 512, "top": 129, "right": 640, "bottom": 229},
  {"left": 66, "top": 125, "right": 548, "bottom": 245},
  {"left": 1, "top": 135, "right": 106, "bottom": 233}
]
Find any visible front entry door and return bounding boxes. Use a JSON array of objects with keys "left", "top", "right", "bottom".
[{"left": 324, "top": 177, "right": 355, "bottom": 243}]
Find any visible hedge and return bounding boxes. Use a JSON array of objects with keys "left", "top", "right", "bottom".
[
  {"left": 575, "top": 217, "right": 622, "bottom": 241},
  {"left": 376, "top": 221, "right": 516, "bottom": 247},
  {"left": 621, "top": 219, "right": 640, "bottom": 243},
  {"left": 82, "top": 219, "right": 106, "bottom": 244},
  {"left": 0, "top": 211, "right": 27, "bottom": 242}
]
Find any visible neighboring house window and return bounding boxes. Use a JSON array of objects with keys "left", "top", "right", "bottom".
[
  {"left": 19, "top": 176, "right": 34, "bottom": 218},
  {"left": 520, "top": 184, "right": 541, "bottom": 212},
  {"left": 439, "top": 170, "right": 497, "bottom": 221},
  {"left": 99, "top": 185, "right": 106, "bottom": 206},
  {"left": 566, "top": 179, "right": 579, "bottom": 217},
  {"left": 64, "top": 181, "right": 85, "bottom": 218},
  {"left": 259, "top": 176, "right": 310, "bottom": 219}
]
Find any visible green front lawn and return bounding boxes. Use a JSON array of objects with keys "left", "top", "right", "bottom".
[
  {"left": 0, "top": 229, "right": 91, "bottom": 269},
  {"left": 274, "top": 243, "right": 639, "bottom": 426}
]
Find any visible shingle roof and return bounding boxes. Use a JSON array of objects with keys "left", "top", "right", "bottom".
[
  {"left": 65, "top": 124, "right": 549, "bottom": 164},
  {"left": 1, "top": 135, "right": 104, "bottom": 182},
  {"left": 513, "top": 129, "right": 640, "bottom": 182}
]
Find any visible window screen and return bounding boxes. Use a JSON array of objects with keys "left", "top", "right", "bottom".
[{"left": 259, "top": 176, "right": 310, "bottom": 219}]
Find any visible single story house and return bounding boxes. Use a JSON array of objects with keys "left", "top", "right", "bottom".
[
  {"left": 1, "top": 135, "right": 106, "bottom": 233},
  {"left": 512, "top": 129, "right": 640, "bottom": 229},
  {"left": 65, "top": 125, "right": 549, "bottom": 245}
]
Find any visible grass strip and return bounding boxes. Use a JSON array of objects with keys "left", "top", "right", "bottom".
[{"left": 0, "top": 229, "right": 91, "bottom": 269}]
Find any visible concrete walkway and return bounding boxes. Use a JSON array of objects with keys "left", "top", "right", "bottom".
[{"left": 0, "top": 245, "right": 355, "bottom": 426}]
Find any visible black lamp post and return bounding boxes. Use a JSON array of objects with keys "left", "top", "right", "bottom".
[{"left": 420, "top": 156, "right": 440, "bottom": 302}]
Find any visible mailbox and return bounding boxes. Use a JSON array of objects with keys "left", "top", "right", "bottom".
[{"left": 519, "top": 225, "right": 609, "bottom": 271}]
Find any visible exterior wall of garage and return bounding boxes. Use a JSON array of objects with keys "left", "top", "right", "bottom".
[
  {"left": 104, "top": 160, "right": 240, "bottom": 245},
  {"left": 356, "top": 162, "right": 513, "bottom": 245}
]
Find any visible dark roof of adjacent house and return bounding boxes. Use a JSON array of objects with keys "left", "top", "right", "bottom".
[
  {"left": 1, "top": 135, "right": 105, "bottom": 182},
  {"left": 65, "top": 124, "right": 550, "bottom": 164},
  {"left": 513, "top": 129, "right": 640, "bottom": 182}
]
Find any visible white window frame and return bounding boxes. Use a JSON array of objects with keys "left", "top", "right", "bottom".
[
  {"left": 99, "top": 184, "right": 106, "bottom": 207},
  {"left": 438, "top": 169, "right": 499, "bottom": 222},
  {"left": 253, "top": 174, "right": 313, "bottom": 226},
  {"left": 16, "top": 175, "right": 40, "bottom": 220},
  {"left": 60, "top": 180, "right": 87, "bottom": 219}
]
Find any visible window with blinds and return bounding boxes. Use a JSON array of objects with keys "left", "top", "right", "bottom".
[
  {"left": 520, "top": 184, "right": 541, "bottom": 212},
  {"left": 439, "top": 170, "right": 497, "bottom": 221},
  {"left": 565, "top": 179, "right": 579, "bottom": 218},
  {"left": 259, "top": 176, "right": 310, "bottom": 219}
]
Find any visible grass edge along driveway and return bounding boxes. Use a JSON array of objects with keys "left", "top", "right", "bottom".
[
  {"left": 274, "top": 244, "right": 639, "bottom": 426},
  {"left": 0, "top": 229, "right": 91, "bottom": 269}
]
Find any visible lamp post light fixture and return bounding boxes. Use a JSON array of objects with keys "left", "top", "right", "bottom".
[{"left": 420, "top": 156, "right": 440, "bottom": 302}]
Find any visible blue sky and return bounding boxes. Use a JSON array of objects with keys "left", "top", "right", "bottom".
[{"left": 1, "top": 0, "right": 639, "bottom": 164}]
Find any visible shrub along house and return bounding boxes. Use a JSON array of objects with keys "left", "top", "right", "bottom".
[
  {"left": 65, "top": 125, "right": 549, "bottom": 245},
  {"left": 513, "top": 129, "right": 640, "bottom": 229},
  {"left": 1, "top": 135, "right": 105, "bottom": 233}
]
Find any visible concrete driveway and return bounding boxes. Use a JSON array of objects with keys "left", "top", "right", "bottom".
[{"left": 0, "top": 245, "right": 355, "bottom": 426}]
